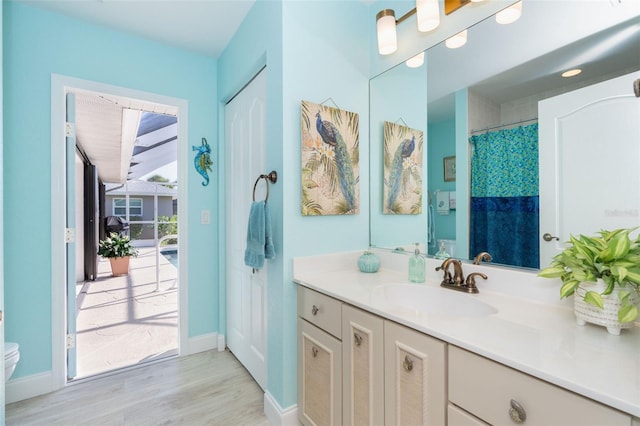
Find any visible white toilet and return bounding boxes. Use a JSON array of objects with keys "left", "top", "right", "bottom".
[{"left": 5, "top": 342, "right": 20, "bottom": 382}]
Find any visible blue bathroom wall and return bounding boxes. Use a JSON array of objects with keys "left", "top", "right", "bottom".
[
  {"left": 218, "top": 0, "right": 369, "bottom": 410},
  {"left": 1, "top": 0, "right": 5, "bottom": 414},
  {"left": 427, "top": 118, "right": 456, "bottom": 253},
  {"left": 370, "top": 60, "right": 428, "bottom": 249},
  {"left": 3, "top": 2, "right": 218, "bottom": 379}
]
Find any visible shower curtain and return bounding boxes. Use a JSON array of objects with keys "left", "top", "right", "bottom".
[{"left": 469, "top": 123, "right": 539, "bottom": 269}]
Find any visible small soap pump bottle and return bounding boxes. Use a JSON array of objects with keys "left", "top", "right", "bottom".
[{"left": 409, "top": 243, "right": 426, "bottom": 283}]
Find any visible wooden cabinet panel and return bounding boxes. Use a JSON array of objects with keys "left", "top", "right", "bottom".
[
  {"left": 449, "top": 346, "right": 630, "bottom": 426},
  {"left": 299, "top": 286, "right": 342, "bottom": 339},
  {"left": 298, "top": 318, "right": 342, "bottom": 426},
  {"left": 448, "top": 404, "right": 490, "bottom": 426},
  {"left": 342, "top": 305, "right": 384, "bottom": 426},
  {"left": 384, "top": 321, "right": 446, "bottom": 426}
]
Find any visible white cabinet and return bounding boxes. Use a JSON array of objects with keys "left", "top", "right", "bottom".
[
  {"left": 384, "top": 320, "right": 446, "bottom": 426},
  {"left": 448, "top": 346, "right": 631, "bottom": 426},
  {"left": 342, "top": 304, "right": 384, "bottom": 425},
  {"left": 298, "top": 318, "right": 342, "bottom": 426},
  {"left": 298, "top": 287, "right": 343, "bottom": 426},
  {"left": 448, "top": 404, "right": 490, "bottom": 426}
]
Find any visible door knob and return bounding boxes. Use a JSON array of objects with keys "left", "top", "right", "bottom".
[{"left": 542, "top": 233, "right": 559, "bottom": 242}]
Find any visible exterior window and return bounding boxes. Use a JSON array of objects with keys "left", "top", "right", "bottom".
[{"left": 113, "top": 198, "right": 142, "bottom": 217}]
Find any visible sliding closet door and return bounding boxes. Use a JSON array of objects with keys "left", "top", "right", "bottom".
[{"left": 225, "top": 68, "right": 268, "bottom": 390}]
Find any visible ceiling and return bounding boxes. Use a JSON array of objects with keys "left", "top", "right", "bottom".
[
  {"left": 14, "top": 0, "right": 255, "bottom": 57},
  {"left": 425, "top": 2, "right": 640, "bottom": 123},
  {"left": 18, "top": 0, "right": 253, "bottom": 184}
]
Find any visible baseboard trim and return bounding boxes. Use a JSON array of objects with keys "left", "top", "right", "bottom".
[
  {"left": 187, "top": 332, "right": 219, "bottom": 355},
  {"left": 5, "top": 371, "right": 55, "bottom": 404},
  {"left": 217, "top": 334, "right": 226, "bottom": 351},
  {"left": 264, "top": 391, "right": 298, "bottom": 426}
]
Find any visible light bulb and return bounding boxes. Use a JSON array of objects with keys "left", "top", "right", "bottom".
[
  {"left": 445, "top": 29, "right": 467, "bottom": 49},
  {"left": 406, "top": 52, "right": 425, "bottom": 68},
  {"left": 377, "top": 9, "right": 397, "bottom": 55},
  {"left": 496, "top": 1, "right": 522, "bottom": 25},
  {"left": 416, "top": 0, "right": 440, "bottom": 32}
]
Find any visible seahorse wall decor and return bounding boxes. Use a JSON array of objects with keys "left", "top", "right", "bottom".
[{"left": 192, "top": 137, "right": 213, "bottom": 186}]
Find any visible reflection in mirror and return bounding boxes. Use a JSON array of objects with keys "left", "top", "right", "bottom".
[
  {"left": 369, "top": 1, "right": 640, "bottom": 270},
  {"left": 369, "top": 59, "right": 428, "bottom": 250}
]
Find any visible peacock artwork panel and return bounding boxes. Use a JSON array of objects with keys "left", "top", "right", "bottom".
[
  {"left": 383, "top": 121, "right": 423, "bottom": 215},
  {"left": 301, "top": 100, "right": 359, "bottom": 216}
]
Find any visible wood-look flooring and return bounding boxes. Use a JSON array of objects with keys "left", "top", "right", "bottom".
[{"left": 6, "top": 350, "right": 270, "bottom": 426}]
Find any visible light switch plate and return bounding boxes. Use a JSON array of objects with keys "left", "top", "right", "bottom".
[{"left": 201, "top": 210, "right": 210, "bottom": 225}]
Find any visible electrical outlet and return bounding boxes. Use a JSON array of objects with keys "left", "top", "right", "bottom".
[{"left": 201, "top": 210, "right": 210, "bottom": 225}]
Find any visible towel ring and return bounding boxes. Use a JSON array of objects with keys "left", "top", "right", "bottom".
[{"left": 253, "top": 170, "right": 278, "bottom": 202}]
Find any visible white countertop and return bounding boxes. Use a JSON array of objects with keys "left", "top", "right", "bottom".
[{"left": 293, "top": 250, "right": 640, "bottom": 417}]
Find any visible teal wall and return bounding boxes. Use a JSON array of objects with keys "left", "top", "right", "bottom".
[
  {"left": 1, "top": 0, "right": 5, "bottom": 415},
  {"left": 218, "top": 0, "right": 369, "bottom": 409},
  {"left": 370, "top": 60, "right": 428, "bottom": 249},
  {"left": 3, "top": 2, "right": 218, "bottom": 378},
  {"left": 427, "top": 118, "right": 456, "bottom": 254}
]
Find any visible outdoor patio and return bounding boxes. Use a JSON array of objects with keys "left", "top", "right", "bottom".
[{"left": 75, "top": 246, "right": 178, "bottom": 379}]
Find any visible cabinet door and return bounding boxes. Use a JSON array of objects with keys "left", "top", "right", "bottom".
[
  {"left": 298, "top": 318, "right": 342, "bottom": 426},
  {"left": 342, "top": 305, "right": 384, "bottom": 425},
  {"left": 384, "top": 321, "right": 446, "bottom": 426}
]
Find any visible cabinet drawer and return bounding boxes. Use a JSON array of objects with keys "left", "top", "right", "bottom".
[
  {"left": 448, "top": 404, "right": 490, "bottom": 426},
  {"left": 298, "top": 286, "right": 342, "bottom": 339},
  {"left": 449, "top": 346, "right": 630, "bottom": 426}
]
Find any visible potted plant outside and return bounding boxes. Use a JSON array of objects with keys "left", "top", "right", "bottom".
[
  {"left": 98, "top": 232, "right": 139, "bottom": 276},
  {"left": 538, "top": 228, "right": 640, "bottom": 335}
]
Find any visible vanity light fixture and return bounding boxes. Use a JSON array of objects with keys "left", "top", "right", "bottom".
[
  {"left": 562, "top": 68, "right": 582, "bottom": 78},
  {"left": 376, "top": 0, "right": 441, "bottom": 55},
  {"left": 376, "top": 9, "right": 398, "bottom": 55},
  {"left": 406, "top": 52, "right": 425, "bottom": 68},
  {"left": 416, "top": 0, "right": 440, "bottom": 32},
  {"left": 445, "top": 29, "right": 468, "bottom": 49},
  {"left": 495, "top": 1, "right": 523, "bottom": 24}
]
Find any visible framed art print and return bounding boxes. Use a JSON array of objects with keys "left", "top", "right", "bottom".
[{"left": 444, "top": 156, "right": 456, "bottom": 182}]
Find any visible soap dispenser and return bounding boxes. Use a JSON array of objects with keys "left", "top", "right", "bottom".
[
  {"left": 409, "top": 243, "right": 426, "bottom": 283},
  {"left": 435, "top": 241, "right": 450, "bottom": 260}
]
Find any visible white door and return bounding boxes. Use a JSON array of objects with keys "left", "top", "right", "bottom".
[
  {"left": 539, "top": 71, "right": 640, "bottom": 267},
  {"left": 66, "top": 93, "right": 78, "bottom": 379},
  {"left": 225, "top": 68, "right": 268, "bottom": 390}
]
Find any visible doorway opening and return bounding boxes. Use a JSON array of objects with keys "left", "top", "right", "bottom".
[{"left": 51, "top": 75, "right": 189, "bottom": 386}]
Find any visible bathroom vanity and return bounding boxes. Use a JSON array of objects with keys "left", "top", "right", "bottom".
[{"left": 294, "top": 251, "right": 640, "bottom": 426}]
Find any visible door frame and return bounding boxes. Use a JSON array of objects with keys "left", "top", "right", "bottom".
[{"left": 51, "top": 74, "right": 189, "bottom": 388}]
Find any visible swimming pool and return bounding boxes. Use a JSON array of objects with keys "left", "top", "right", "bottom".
[{"left": 160, "top": 248, "right": 178, "bottom": 267}]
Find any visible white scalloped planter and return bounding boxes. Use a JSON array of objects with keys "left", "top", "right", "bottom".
[{"left": 574, "top": 279, "right": 640, "bottom": 335}]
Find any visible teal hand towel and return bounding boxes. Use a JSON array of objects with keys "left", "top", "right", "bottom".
[
  {"left": 244, "top": 201, "right": 275, "bottom": 269},
  {"left": 264, "top": 202, "right": 275, "bottom": 260}
]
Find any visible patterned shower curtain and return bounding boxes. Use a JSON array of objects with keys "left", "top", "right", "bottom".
[{"left": 469, "top": 123, "right": 539, "bottom": 269}]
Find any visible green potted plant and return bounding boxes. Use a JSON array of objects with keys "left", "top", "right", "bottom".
[
  {"left": 98, "top": 232, "right": 139, "bottom": 276},
  {"left": 539, "top": 228, "right": 640, "bottom": 335}
]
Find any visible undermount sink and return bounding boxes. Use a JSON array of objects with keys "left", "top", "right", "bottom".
[{"left": 371, "top": 284, "right": 498, "bottom": 318}]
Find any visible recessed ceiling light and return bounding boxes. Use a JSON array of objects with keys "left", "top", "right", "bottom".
[{"left": 562, "top": 68, "right": 582, "bottom": 78}]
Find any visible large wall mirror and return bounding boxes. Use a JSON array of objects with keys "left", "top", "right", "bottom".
[{"left": 369, "top": 1, "right": 640, "bottom": 270}]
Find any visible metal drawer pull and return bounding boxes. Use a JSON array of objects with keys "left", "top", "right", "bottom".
[
  {"left": 354, "top": 333, "right": 362, "bottom": 346},
  {"left": 311, "top": 305, "right": 319, "bottom": 315},
  {"left": 509, "top": 399, "right": 526, "bottom": 423},
  {"left": 311, "top": 346, "right": 318, "bottom": 358},
  {"left": 403, "top": 355, "right": 413, "bottom": 372}
]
